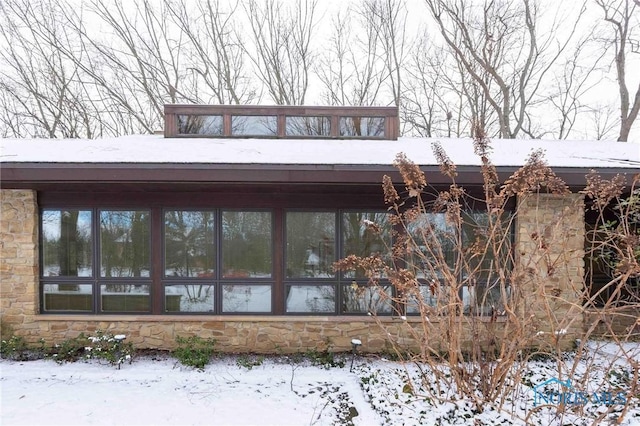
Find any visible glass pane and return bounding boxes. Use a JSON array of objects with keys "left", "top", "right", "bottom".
[
  {"left": 342, "top": 212, "right": 391, "bottom": 278},
  {"left": 461, "top": 212, "right": 512, "bottom": 280},
  {"left": 101, "top": 284, "right": 150, "bottom": 312},
  {"left": 232, "top": 116, "right": 277, "bottom": 136},
  {"left": 164, "top": 211, "right": 215, "bottom": 278},
  {"left": 406, "top": 213, "right": 456, "bottom": 279},
  {"left": 339, "top": 117, "right": 385, "bottom": 137},
  {"left": 341, "top": 284, "right": 392, "bottom": 314},
  {"left": 222, "top": 211, "right": 272, "bottom": 278},
  {"left": 100, "top": 211, "right": 150, "bottom": 278},
  {"left": 285, "top": 285, "right": 335, "bottom": 313},
  {"left": 177, "top": 115, "right": 223, "bottom": 135},
  {"left": 222, "top": 284, "right": 271, "bottom": 313},
  {"left": 41, "top": 210, "right": 92, "bottom": 277},
  {"left": 165, "top": 284, "right": 214, "bottom": 313},
  {"left": 42, "top": 283, "right": 93, "bottom": 311},
  {"left": 463, "top": 281, "right": 507, "bottom": 316},
  {"left": 286, "top": 116, "right": 330, "bottom": 136},
  {"left": 405, "top": 285, "right": 441, "bottom": 314},
  {"left": 286, "top": 212, "right": 335, "bottom": 278}
]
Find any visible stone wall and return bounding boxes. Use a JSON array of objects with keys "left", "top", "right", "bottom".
[
  {"left": 0, "top": 189, "right": 39, "bottom": 337},
  {"left": 1, "top": 189, "right": 588, "bottom": 353},
  {"left": 516, "top": 193, "right": 585, "bottom": 350}
]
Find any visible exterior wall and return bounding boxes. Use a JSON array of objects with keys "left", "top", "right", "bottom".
[
  {"left": 0, "top": 189, "right": 39, "bottom": 337},
  {"left": 516, "top": 193, "right": 585, "bottom": 350},
  {"left": 1, "top": 189, "right": 592, "bottom": 353}
]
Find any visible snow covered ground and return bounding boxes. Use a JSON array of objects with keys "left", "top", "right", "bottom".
[{"left": 1, "top": 341, "right": 639, "bottom": 426}]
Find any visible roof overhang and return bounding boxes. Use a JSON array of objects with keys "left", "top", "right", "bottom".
[{"left": 1, "top": 162, "right": 635, "bottom": 191}]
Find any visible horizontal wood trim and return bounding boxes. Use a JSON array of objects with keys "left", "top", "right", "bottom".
[
  {"left": 164, "top": 104, "right": 399, "bottom": 117},
  {"left": 34, "top": 314, "right": 507, "bottom": 323}
]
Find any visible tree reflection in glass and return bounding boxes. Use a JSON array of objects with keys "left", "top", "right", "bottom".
[
  {"left": 222, "top": 211, "right": 272, "bottom": 278},
  {"left": 339, "top": 116, "right": 385, "bottom": 137},
  {"left": 286, "top": 212, "right": 335, "bottom": 278},
  {"left": 41, "top": 210, "right": 92, "bottom": 278},
  {"left": 342, "top": 212, "right": 391, "bottom": 279},
  {"left": 164, "top": 211, "right": 215, "bottom": 278},
  {"left": 231, "top": 115, "right": 277, "bottom": 136},
  {"left": 100, "top": 211, "right": 150, "bottom": 278}
]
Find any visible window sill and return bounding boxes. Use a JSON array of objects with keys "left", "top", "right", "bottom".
[{"left": 34, "top": 314, "right": 507, "bottom": 323}]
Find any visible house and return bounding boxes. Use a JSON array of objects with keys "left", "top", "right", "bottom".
[{"left": 1, "top": 105, "right": 638, "bottom": 353}]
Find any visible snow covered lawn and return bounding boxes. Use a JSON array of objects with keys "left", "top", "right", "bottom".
[{"left": 1, "top": 341, "right": 639, "bottom": 426}]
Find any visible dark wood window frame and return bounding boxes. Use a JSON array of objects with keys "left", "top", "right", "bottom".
[
  {"left": 38, "top": 190, "right": 514, "bottom": 316},
  {"left": 164, "top": 105, "right": 400, "bottom": 140}
]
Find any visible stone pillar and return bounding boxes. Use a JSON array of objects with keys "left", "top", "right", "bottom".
[
  {"left": 0, "top": 189, "right": 39, "bottom": 337},
  {"left": 516, "top": 193, "right": 585, "bottom": 351}
]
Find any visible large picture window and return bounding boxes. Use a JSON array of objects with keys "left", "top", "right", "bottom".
[{"left": 39, "top": 202, "right": 511, "bottom": 316}]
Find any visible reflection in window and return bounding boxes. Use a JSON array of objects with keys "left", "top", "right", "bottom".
[
  {"left": 286, "top": 212, "right": 335, "bottom": 278},
  {"left": 165, "top": 284, "right": 214, "bottom": 312},
  {"left": 341, "top": 284, "right": 392, "bottom": 314},
  {"left": 177, "top": 115, "right": 223, "bottom": 135},
  {"left": 41, "top": 210, "right": 92, "bottom": 277},
  {"left": 461, "top": 212, "right": 512, "bottom": 281},
  {"left": 222, "top": 285, "right": 271, "bottom": 312},
  {"left": 232, "top": 116, "right": 277, "bottom": 136},
  {"left": 462, "top": 282, "right": 507, "bottom": 316},
  {"left": 100, "top": 211, "right": 150, "bottom": 278},
  {"left": 339, "top": 117, "right": 385, "bottom": 137},
  {"left": 406, "top": 213, "right": 455, "bottom": 280},
  {"left": 164, "top": 211, "right": 215, "bottom": 278},
  {"left": 222, "top": 211, "right": 272, "bottom": 278},
  {"left": 286, "top": 116, "right": 330, "bottom": 136},
  {"left": 405, "top": 285, "right": 440, "bottom": 314},
  {"left": 342, "top": 212, "right": 391, "bottom": 278},
  {"left": 43, "top": 283, "right": 93, "bottom": 311},
  {"left": 100, "top": 284, "right": 150, "bottom": 312},
  {"left": 285, "top": 285, "right": 335, "bottom": 313}
]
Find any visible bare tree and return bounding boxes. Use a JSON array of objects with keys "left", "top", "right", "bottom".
[
  {"left": 423, "top": 0, "right": 588, "bottom": 139},
  {"left": 243, "top": 0, "right": 318, "bottom": 105},
  {"left": 166, "top": 0, "right": 257, "bottom": 105},
  {"left": 402, "top": 31, "right": 468, "bottom": 137},
  {"left": 0, "top": 0, "right": 98, "bottom": 138},
  {"left": 364, "top": 0, "right": 409, "bottom": 107},
  {"left": 595, "top": 0, "right": 640, "bottom": 141},
  {"left": 316, "top": 9, "right": 386, "bottom": 106}
]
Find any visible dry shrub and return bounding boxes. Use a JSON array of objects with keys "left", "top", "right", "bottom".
[{"left": 335, "top": 131, "right": 640, "bottom": 421}]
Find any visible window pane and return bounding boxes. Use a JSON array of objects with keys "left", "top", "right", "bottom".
[
  {"left": 461, "top": 212, "right": 512, "bottom": 280},
  {"left": 286, "top": 212, "right": 335, "bottom": 278},
  {"left": 164, "top": 211, "right": 215, "bottom": 278},
  {"left": 405, "top": 285, "right": 442, "bottom": 314},
  {"left": 342, "top": 212, "right": 391, "bottom": 278},
  {"left": 222, "top": 211, "right": 272, "bottom": 278},
  {"left": 406, "top": 213, "right": 456, "bottom": 280},
  {"left": 165, "top": 284, "right": 214, "bottom": 313},
  {"left": 41, "top": 210, "right": 92, "bottom": 277},
  {"left": 285, "top": 285, "right": 335, "bottom": 313},
  {"left": 43, "top": 283, "right": 93, "bottom": 311},
  {"left": 222, "top": 284, "right": 271, "bottom": 313},
  {"left": 101, "top": 284, "right": 150, "bottom": 312},
  {"left": 339, "top": 117, "right": 385, "bottom": 137},
  {"left": 177, "top": 115, "right": 223, "bottom": 135},
  {"left": 341, "top": 284, "right": 392, "bottom": 314},
  {"left": 463, "top": 281, "right": 507, "bottom": 316},
  {"left": 232, "top": 116, "right": 277, "bottom": 136},
  {"left": 100, "top": 211, "right": 150, "bottom": 278},
  {"left": 286, "top": 116, "right": 330, "bottom": 136}
]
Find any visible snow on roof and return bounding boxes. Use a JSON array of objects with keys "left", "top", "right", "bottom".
[{"left": 1, "top": 134, "right": 639, "bottom": 169}]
